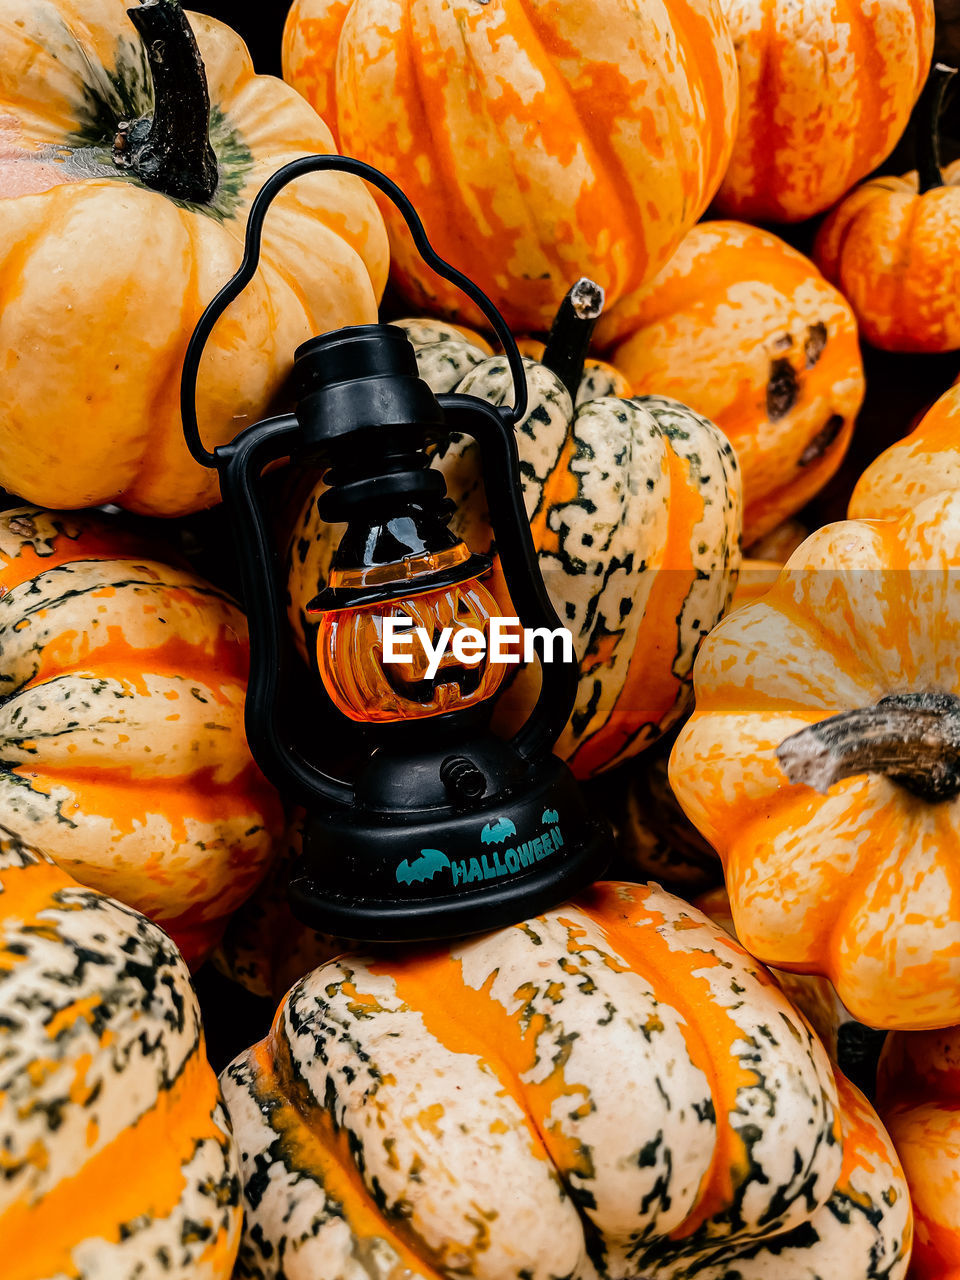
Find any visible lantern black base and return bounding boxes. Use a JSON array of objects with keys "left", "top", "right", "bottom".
[{"left": 287, "top": 743, "right": 612, "bottom": 942}]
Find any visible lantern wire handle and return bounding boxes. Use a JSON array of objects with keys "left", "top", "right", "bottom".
[{"left": 181, "top": 155, "right": 529, "bottom": 467}]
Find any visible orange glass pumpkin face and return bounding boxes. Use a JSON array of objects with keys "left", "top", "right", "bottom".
[{"left": 314, "top": 573, "right": 506, "bottom": 723}]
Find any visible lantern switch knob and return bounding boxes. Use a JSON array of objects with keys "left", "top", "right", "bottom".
[{"left": 440, "top": 756, "right": 487, "bottom": 806}]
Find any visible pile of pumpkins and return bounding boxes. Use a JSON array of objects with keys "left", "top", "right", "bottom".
[{"left": 3, "top": 0, "right": 960, "bottom": 1276}]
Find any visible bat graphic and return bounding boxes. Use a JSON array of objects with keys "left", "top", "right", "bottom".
[
  {"left": 541, "top": 808, "right": 559, "bottom": 826},
  {"left": 480, "top": 817, "right": 517, "bottom": 846},
  {"left": 396, "top": 848, "right": 451, "bottom": 885}
]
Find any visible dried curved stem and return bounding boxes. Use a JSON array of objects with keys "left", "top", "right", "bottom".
[{"left": 777, "top": 692, "right": 960, "bottom": 804}]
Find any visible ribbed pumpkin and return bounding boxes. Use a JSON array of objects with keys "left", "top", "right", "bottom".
[
  {"left": 815, "top": 64, "right": 960, "bottom": 354},
  {"left": 222, "top": 880, "right": 911, "bottom": 1280},
  {"left": 287, "top": 300, "right": 743, "bottom": 779},
  {"left": 671, "top": 488, "right": 960, "bottom": 1030},
  {"left": 0, "top": 828, "right": 241, "bottom": 1280},
  {"left": 0, "top": 0, "right": 388, "bottom": 516},
  {"left": 850, "top": 383, "right": 960, "bottom": 520},
  {"left": 0, "top": 506, "right": 283, "bottom": 968},
  {"left": 878, "top": 1027, "right": 960, "bottom": 1280},
  {"left": 714, "top": 0, "right": 934, "bottom": 222},
  {"left": 596, "top": 221, "right": 865, "bottom": 545},
  {"left": 281, "top": 0, "right": 739, "bottom": 331}
]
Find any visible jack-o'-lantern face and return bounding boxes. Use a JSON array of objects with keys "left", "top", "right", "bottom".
[{"left": 313, "top": 575, "right": 506, "bottom": 723}]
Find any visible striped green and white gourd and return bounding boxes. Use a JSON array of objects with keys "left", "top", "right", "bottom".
[
  {"left": 222, "top": 881, "right": 911, "bottom": 1280},
  {"left": 0, "top": 827, "right": 241, "bottom": 1279},
  {"left": 286, "top": 309, "right": 742, "bottom": 779}
]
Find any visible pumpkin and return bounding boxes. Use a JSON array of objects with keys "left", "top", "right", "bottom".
[
  {"left": 281, "top": 0, "right": 739, "bottom": 331},
  {"left": 814, "top": 64, "right": 960, "bottom": 354},
  {"left": 698, "top": 884, "right": 890, "bottom": 1100},
  {"left": 0, "top": 0, "right": 388, "bottom": 517},
  {"left": 714, "top": 0, "right": 934, "bottom": 222},
  {"left": 287, "top": 287, "right": 743, "bottom": 779},
  {"left": 696, "top": 884, "right": 848, "bottom": 1058},
  {"left": 0, "top": 827, "right": 241, "bottom": 1280},
  {"left": 877, "top": 1027, "right": 960, "bottom": 1280},
  {"left": 595, "top": 221, "right": 865, "bottom": 545},
  {"left": 0, "top": 505, "right": 284, "bottom": 968},
  {"left": 222, "top": 880, "right": 911, "bottom": 1280},
  {"left": 850, "top": 382, "right": 960, "bottom": 520},
  {"left": 671, "top": 488, "right": 960, "bottom": 1031}
]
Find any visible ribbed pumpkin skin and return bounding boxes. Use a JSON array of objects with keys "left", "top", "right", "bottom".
[
  {"left": 596, "top": 222, "right": 865, "bottom": 545},
  {"left": 878, "top": 1028, "right": 960, "bottom": 1280},
  {"left": 287, "top": 326, "right": 742, "bottom": 778},
  {"left": 850, "top": 384, "right": 960, "bottom": 519},
  {"left": 0, "top": 0, "right": 388, "bottom": 516},
  {"left": 222, "top": 880, "right": 911, "bottom": 1280},
  {"left": 715, "top": 0, "right": 934, "bottom": 222},
  {"left": 670, "top": 490, "right": 960, "bottom": 1030},
  {"left": 0, "top": 507, "right": 283, "bottom": 968},
  {"left": 815, "top": 159, "right": 960, "bottom": 353},
  {"left": 282, "top": 0, "right": 739, "bottom": 330},
  {"left": 0, "top": 829, "right": 241, "bottom": 1280}
]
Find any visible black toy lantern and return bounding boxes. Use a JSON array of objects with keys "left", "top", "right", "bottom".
[{"left": 181, "top": 156, "right": 609, "bottom": 941}]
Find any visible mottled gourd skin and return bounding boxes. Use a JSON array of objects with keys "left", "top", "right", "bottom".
[
  {"left": 815, "top": 158, "right": 960, "bottom": 353},
  {"left": 282, "top": 0, "right": 739, "bottom": 330},
  {"left": 671, "top": 489, "right": 960, "bottom": 1030},
  {"left": 287, "top": 322, "right": 743, "bottom": 779},
  {"left": 597, "top": 221, "right": 866, "bottom": 545},
  {"left": 850, "top": 383, "right": 960, "bottom": 519},
  {"left": 696, "top": 884, "right": 849, "bottom": 1059},
  {"left": 715, "top": 0, "right": 934, "bottom": 222},
  {"left": 0, "top": 0, "right": 388, "bottom": 516},
  {"left": 221, "top": 881, "right": 911, "bottom": 1280},
  {"left": 878, "top": 1027, "right": 960, "bottom": 1280},
  {"left": 0, "top": 507, "right": 283, "bottom": 968},
  {"left": 0, "top": 829, "right": 242, "bottom": 1280}
]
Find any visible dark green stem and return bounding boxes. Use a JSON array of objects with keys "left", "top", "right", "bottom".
[
  {"left": 777, "top": 692, "right": 960, "bottom": 804},
  {"left": 113, "top": 0, "right": 218, "bottom": 203},
  {"left": 540, "top": 278, "right": 605, "bottom": 399},
  {"left": 917, "top": 62, "right": 957, "bottom": 195}
]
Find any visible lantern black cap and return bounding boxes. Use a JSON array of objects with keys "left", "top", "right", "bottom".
[{"left": 293, "top": 324, "right": 444, "bottom": 451}]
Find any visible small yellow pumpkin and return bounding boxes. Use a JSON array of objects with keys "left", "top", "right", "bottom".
[
  {"left": 672, "top": 489, "right": 960, "bottom": 1030},
  {"left": 0, "top": 0, "right": 388, "bottom": 515}
]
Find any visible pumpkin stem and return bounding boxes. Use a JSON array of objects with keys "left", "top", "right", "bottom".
[
  {"left": 777, "top": 692, "right": 960, "bottom": 804},
  {"left": 113, "top": 0, "right": 219, "bottom": 204},
  {"left": 917, "top": 62, "right": 957, "bottom": 195},
  {"left": 540, "top": 278, "right": 605, "bottom": 400}
]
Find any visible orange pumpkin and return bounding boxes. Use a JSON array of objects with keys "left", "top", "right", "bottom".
[
  {"left": 596, "top": 220, "right": 865, "bottom": 545},
  {"left": 0, "top": 506, "right": 283, "bottom": 968},
  {"left": 0, "top": 0, "right": 388, "bottom": 516},
  {"left": 671, "top": 489, "right": 960, "bottom": 1030},
  {"left": 878, "top": 1027, "right": 960, "bottom": 1280},
  {"left": 850, "top": 382, "right": 960, "bottom": 520},
  {"left": 714, "top": 0, "right": 934, "bottom": 222},
  {"left": 282, "top": 0, "right": 739, "bottom": 330},
  {"left": 815, "top": 64, "right": 960, "bottom": 354}
]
